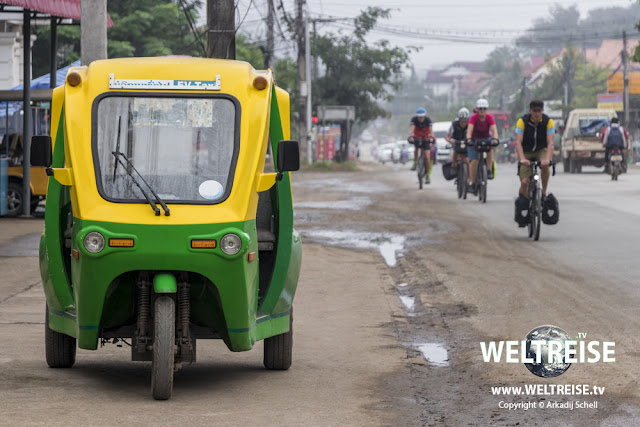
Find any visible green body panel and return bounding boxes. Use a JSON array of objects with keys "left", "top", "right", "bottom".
[
  {"left": 43, "top": 218, "right": 298, "bottom": 352},
  {"left": 153, "top": 273, "right": 177, "bottom": 293},
  {"left": 258, "top": 87, "right": 302, "bottom": 315},
  {"left": 39, "top": 107, "right": 75, "bottom": 313}
]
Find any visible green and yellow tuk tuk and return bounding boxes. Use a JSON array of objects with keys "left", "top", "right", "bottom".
[{"left": 30, "top": 57, "right": 301, "bottom": 399}]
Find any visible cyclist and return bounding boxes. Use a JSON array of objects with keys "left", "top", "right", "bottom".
[
  {"left": 445, "top": 107, "right": 470, "bottom": 168},
  {"left": 601, "top": 117, "right": 628, "bottom": 173},
  {"left": 465, "top": 99, "right": 498, "bottom": 193},
  {"left": 514, "top": 100, "right": 555, "bottom": 227},
  {"left": 409, "top": 107, "right": 433, "bottom": 181}
]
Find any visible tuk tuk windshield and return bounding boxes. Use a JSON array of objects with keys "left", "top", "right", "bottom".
[{"left": 95, "top": 96, "right": 236, "bottom": 203}]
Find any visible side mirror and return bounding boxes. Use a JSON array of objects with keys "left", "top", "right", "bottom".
[
  {"left": 277, "top": 140, "right": 300, "bottom": 173},
  {"left": 31, "top": 135, "right": 52, "bottom": 167}
]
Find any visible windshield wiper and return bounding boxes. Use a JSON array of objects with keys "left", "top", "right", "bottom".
[
  {"left": 111, "top": 151, "right": 171, "bottom": 216},
  {"left": 112, "top": 117, "right": 122, "bottom": 183}
]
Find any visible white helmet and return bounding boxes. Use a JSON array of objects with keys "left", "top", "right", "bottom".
[
  {"left": 476, "top": 98, "right": 489, "bottom": 109},
  {"left": 457, "top": 107, "right": 470, "bottom": 119}
]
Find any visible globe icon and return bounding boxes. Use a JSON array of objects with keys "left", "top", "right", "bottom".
[{"left": 524, "top": 325, "right": 571, "bottom": 378}]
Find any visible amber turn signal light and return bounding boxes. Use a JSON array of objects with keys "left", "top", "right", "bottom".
[
  {"left": 253, "top": 76, "right": 268, "bottom": 90},
  {"left": 109, "top": 238, "right": 134, "bottom": 248},
  {"left": 67, "top": 72, "right": 82, "bottom": 87},
  {"left": 191, "top": 240, "right": 216, "bottom": 249},
  {"left": 247, "top": 252, "right": 256, "bottom": 262}
]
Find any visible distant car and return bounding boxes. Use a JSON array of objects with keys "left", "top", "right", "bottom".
[
  {"left": 391, "top": 141, "right": 411, "bottom": 164},
  {"left": 375, "top": 143, "right": 395, "bottom": 164},
  {"left": 432, "top": 121, "right": 452, "bottom": 163}
]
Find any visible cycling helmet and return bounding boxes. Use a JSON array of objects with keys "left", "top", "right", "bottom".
[
  {"left": 416, "top": 107, "right": 427, "bottom": 117},
  {"left": 476, "top": 98, "right": 489, "bottom": 109},
  {"left": 457, "top": 107, "right": 470, "bottom": 119}
]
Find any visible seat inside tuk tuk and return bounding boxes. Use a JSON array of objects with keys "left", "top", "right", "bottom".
[{"left": 256, "top": 190, "right": 276, "bottom": 251}]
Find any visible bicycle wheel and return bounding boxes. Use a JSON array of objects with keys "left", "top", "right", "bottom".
[
  {"left": 462, "top": 163, "right": 468, "bottom": 200},
  {"left": 533, "top": 183, "right": 542, "bottom": 241},
  {"left": 417, "top": 155, "right": 424, "bottom": 190},
  {"left": 527, "top": 186, "right": 535, "bottom": 238},
  {"left": 456, "top": 163, "right": 463, "bottom": 198},
  {"left": 480, "top": 161, "right": 487, "bottom": 203}
]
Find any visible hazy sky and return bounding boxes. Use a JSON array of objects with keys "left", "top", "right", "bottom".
[{"left": 213, "top": 0, "right": 638, "bottom": 72}]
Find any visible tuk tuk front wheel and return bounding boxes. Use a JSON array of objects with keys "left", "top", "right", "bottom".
[
  {"left": 263, "top": 309, "right": 292, "bottom": 370},
  {"left": 151, "top": 296, "right": 175, "bottom": 400},
  {"left": 45, "top": 305, "right": 76, "bottom": 368}
]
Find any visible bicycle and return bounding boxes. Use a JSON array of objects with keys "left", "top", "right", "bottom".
[
  {"left": 521, "top": 160, "right": 555, "bottom": 241},
  {"left": 451, "top": 139, "right": 469, "bottom": 199},
  {"left": 410, "top": 136, "right": 435, "bottom": 189},
  {"left": 468, "top": 137, "right": 500, "bottom": 203}
]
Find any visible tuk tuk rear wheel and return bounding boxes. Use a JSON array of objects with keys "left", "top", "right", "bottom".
[
  {"left": 151, "top": 296, "right": 175, "bottom": 400},
  {"left": 263, "top": 309, "right": 292, "bottom": 370},
  {"left": 45, "top": 305, "right": 76, "bottom": 368}
]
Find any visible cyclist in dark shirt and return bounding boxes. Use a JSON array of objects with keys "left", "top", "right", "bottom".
[
  {"left": 409, "top": 107, "right": 433, "bottom": 180},
  {"left": 445, "top": 107, "right": 470, "bottom": 167}
]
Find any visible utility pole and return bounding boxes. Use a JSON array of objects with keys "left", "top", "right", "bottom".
[
  {"left": 207, "top": 0, "right": 235, "bottom": 59},
  {"left": 623, "top": 30, "right": 630, "bottom": 126},
  {"left": 312, "top": 20, "right": 318, "bottom": 80},
  {"left": 305, "top": 5, "right": 312, "bottom": 164},
  {"left": 266, "top": 0, "right": 275, "bottom": 69},
  {"left": 22, "top": 9, "right": 31, "bottom": 216},
  {"left": 296, "top": 0, "right": 307, "bottom": 161},
  {"left": 81, "top": 0, "right": 107, "bottom": 65}
]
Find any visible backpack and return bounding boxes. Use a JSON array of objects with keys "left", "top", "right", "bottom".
[
  {"left": 542, "top": 193, "right": 559, "bottom": 225},
  {"left": 442, "top": 160, "right": 456, "bottom": 180},
  {"left": 606, "top": 127, "right": 624, "bottom": 148}
]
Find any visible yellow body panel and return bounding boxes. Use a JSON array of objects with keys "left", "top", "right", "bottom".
[
  {"left": 8, "top": 166, "right": 48, "bottom": 195},
  {"left": 59, "top": 57, "right": 276, "bottom": 225}
]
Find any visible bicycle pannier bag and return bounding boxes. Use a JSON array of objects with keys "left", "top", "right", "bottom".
[
  {"left": 442, "top": 160, "right": 456, "bottom": 180},
  {"left": 542, "top": 193, "right": 559, "bottom": 225}
]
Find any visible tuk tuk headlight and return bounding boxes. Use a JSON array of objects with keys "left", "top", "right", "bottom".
[
  {"left": 220, "top": 233, "right": 242, "bottom": 255},
  {"left": 84, "top": 232, "right": 105, "bottom": 254}
]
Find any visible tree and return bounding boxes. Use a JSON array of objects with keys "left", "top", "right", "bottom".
[
  {"left": 32, "top": 0, "right": 205, "bottom": 77},
  {"left": 531, "top": 46, "right": 607, "bottom": 116},
  {"left": 483, "top": 46, "right": 524, "bottom": 111},
  {"left": 312, "top": 7, "right": 415, "bottom": 159}
]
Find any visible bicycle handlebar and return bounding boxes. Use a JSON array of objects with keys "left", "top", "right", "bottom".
[
  {"left": 466, "top": 137, "right": 501, "bottom": 147},
  {"left": 518, "top": 160, "right": 556, "bottom": 176}
]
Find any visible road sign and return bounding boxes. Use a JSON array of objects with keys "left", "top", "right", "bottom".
[
  {"left": 607, "top": 73, "right": 640, "bottom": 94},
  {"left": 318, "top": 105, "right": 356, "bottom": 122}
]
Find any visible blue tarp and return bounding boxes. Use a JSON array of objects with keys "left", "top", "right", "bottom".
[
  {"left": 1, "top": 59, "right": 81, "bottom": 119},
  {"left": 11, "top": 59, "right": 81, "bottom": 90}
]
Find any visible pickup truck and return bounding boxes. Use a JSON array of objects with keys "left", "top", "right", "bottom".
[{"left": 562, "top": 108, "right": 620, "bottom": 173}]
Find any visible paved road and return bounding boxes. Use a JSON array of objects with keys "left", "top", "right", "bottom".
[{"left": 1, "top": 159, "right": 640, "bottom": 425}]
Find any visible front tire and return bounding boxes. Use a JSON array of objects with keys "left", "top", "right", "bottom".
[
  {"left": 45, "top": 305, "right": 76, "bottom": 368},
  {"left": 264, "top": 309, "right": 293, "bottom": 370},
  {"left": 479, "top": 162, "right": 487, "bottom": 203},
  {"left": 152, "top": 296, "right": 175, "bottom": 400}
]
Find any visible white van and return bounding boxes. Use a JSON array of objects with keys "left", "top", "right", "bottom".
[{"left": 432, "top": 121, "right": 452, "bottom": 163}]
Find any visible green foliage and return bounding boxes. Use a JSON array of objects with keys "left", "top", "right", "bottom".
[
  {"left": 32, "top": 0, "right": 205, "bottom": 77},
  {"left": 235, "top": 34, "right": 265, "bottom": 68},
  {"left": 483, "top": 46, "right": 524, "bottom": 110},
  {"left": 530, "top": 46, "right": 608, "bottom": 116},
  {"left": 312, "top": 7, "right": 415, "bottom": 124}
]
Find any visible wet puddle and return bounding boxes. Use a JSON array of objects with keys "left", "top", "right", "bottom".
[
  {"left": 300, "top": 229, "right": 405, "bottom": 267},
  {"left": 293, "top": 178, "right": 393, "bottom": 194},
  {"left": 294, "top": 196, "right": 372, "bottom": 211},
  {"left": 417, "top": 343, "right": 450, "bottom": 367},
  {"left": 398, "top": 295, "right": 415, "bottom": 311}
]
